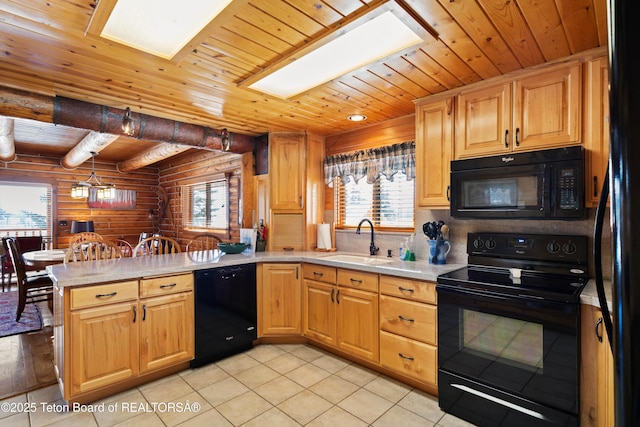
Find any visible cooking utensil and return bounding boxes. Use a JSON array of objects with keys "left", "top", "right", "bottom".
[{"left": 423, "top": 222, "right": 437, "bottom": 239}]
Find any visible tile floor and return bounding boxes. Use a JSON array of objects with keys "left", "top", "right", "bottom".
[{"left": 0, "top": 343, "right": 476, "bottom": 426}]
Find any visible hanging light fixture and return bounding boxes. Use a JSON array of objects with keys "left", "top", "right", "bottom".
[
  {"left": 70, "top": 151, "right": 116, "bottom": 200},
  {"left": 220, "top": 128, "right": 231, "bottom": 151},
  {"left": 122, "top": 107, "right": 135, "bottom": 136}
]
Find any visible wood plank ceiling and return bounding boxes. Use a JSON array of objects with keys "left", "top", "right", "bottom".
[{"left": 0, "top": 0, "right": 608, "bottom": 168}]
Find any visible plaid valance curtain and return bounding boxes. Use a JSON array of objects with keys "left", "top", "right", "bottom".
[{"left": 324, "top": 141, "right": 415, "bottom": 187}]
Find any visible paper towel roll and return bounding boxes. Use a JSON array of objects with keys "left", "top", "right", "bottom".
[{"left": 317, "top": 223, "right": 332, "bottom": 249}]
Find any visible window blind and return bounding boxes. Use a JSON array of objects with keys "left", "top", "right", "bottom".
[{"left": 182, "top": 178, "right": 229, "bottom": 230}]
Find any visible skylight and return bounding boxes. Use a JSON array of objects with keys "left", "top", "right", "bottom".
[
  {"left": 248, "top": 11, "right": 424, "bottom": 99},
  {"left": 101, "top": 0, "right": 233, "bottom": 59}
]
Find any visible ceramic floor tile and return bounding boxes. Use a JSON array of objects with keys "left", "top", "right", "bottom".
[
  {"left": 0, "top": 412, "right": 30, "bottom": 427},
  {"left": 397, "top": 389, "right": 446, "bottom": 423},
  {"left": 91, "top": 388, "right": 147, "bottom": 427},
  {"left": 285, "top": 363, "right": 331, "bottom": 388},
  {"left": 36, "top": 410, "right": 98, "bottom": 427},
  {"left": 233, "top": 364, "right": 280, "bottom": 389},
  {"left": 264, "top": 353, "right": 308, "bottom": 375},
  {"left": 277, "top": 390, "right": 333, "bottom": 425},
  {"left": 27, "top": 398, "right": 74, "bottom": 427},
  {"left": 245, "top": 344, "right": 286, "bottom": 363},
  {"left": 26, "top": 384, "right": 62, "bottom": 406},
  {"left": 305, "top": 405, "right": 368, "bottom": 427},
  {"left": 111, "top": 411, "right": 165, "bottom": 427},
  {"left": 198, "top": 377, "right": 249, "bottom": 407},
  {"left": 179, "top": 363, "right": 230, "bottom": 390},
  {"left": 335, "top": 363, "right": 379, "bottom": 387},
  {"left": 215, "top": 353, "right": 260, "bottom": 376},
  {"left": 152, "top": 390, "right": 213, "bottom": 427},
  {"left": 253, "top": 376, "right": 305, "bottom": 406},
  {"left": 289, "top": 345, "right": 326, "bottom": 362},
  {"left": 310, "top": 353, "right": 351, "bottom": 373},
  {"left": 171, "top": 408, "right": 231, "bottom": 427},
  {"left": 308, "top": 375, "right": 359, "bottom": 404},
  {"left": 240, "top": 407, "right": 301, "bottom": 427},
  {"left": 337, "top": 388, "right": 394, "bottom": 424},
  {"left": 364, "top": 375, "right": 412, "bottom": 403},
  {"left": 0, "top": 394, "right": 27, "bottom": 420},
  {"left": 437, "top": 412, "right": 478, "bottom": 427},
  {"left": 138, "top": 374, "right": 194, "bottom": 404},
  {"left": 215, "top": 391, "right": 273, "bottom": 426},
  {"left": 372, "top": 405, "right": 436, "bottom": 427}
]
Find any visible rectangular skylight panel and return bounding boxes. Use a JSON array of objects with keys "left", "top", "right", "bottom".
[
  {"left": 101, "top": 0, "right": 233, "bottom": 59},
  {"left": 249, "top": 11, "right": 423, "bottom": 99}
]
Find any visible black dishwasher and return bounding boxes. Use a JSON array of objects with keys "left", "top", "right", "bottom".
[{"left": 191, "top": 263, "right": 257, "bottom": 368}]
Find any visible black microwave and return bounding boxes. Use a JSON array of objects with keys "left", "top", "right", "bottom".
[{"left": 450, "top": 146, "right": 585, "bottom": 219}]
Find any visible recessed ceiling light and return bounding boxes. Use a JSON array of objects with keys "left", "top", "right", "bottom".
[
  {"left": 248, "top": 11, "right": 424, "bottom": 99},
  {"left": 101, "top": 0, "right": 233, "bottom": 59},
  {"left": 348, "top": 114, "right": 367, "bottom": 122}
]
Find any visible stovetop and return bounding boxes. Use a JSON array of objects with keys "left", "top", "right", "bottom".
[{"left": 436, "top": 232, "right": 590, "bottom": 304}]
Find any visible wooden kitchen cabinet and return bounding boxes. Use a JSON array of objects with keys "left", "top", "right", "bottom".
[
  {"left": 336, "top": 286, "right": 379, "bottom": 363},
  {"left": 303, "top": 264, "right": 337, "bottom": 346},
  {"left": 581, "top": 304, "right": 614, "bottom": 427},
  {"left": 378, "top": 275, "right": 438, "bottom": 389},
  {"left": 415, "top": 96, "right": 454, "bottom": 207},
  {"left": 455, "top": 62, "right": 582, "bottom": 158},
  {"left": 258, "top": 263, "right": 302, "bottom": 336},
  {"left": 585, "top": 56, "right": 610, "bottom": 207},
  {"left": 269, "top": 132, "right": 305, "bottom": 210}
]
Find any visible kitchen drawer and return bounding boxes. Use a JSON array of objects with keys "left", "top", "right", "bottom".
[
  {"left": 380, "top": 295, "right": 437, "bottom": 345},
  {"left": 337, "top": 269, "right": 378, "bottom": 292},
  {"left": 380, "top": 330, "right": 437, "bottom": 386},
  {"left": 303, "top": 263, "right": 336, "bottom": 284},
  {"left": 70, "top": 280, "right": 139, "bottom": 310},
  {"left": 140, "top": 273, "right": 193, "bottom": 298},
  {"left": 380, "top": 275, "right": 436, "bottom": 304}
]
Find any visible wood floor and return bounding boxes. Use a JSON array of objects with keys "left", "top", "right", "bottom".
[{"left": 0, "top": 288, "right": 56, "bottom": 401}]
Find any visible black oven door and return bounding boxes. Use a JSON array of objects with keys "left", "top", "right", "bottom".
[
  {"left": 450, "top": 163, "right": 548, "bottom": 219},
  {"left": 437, "top": 285, "right": 579, "bottom": 426}
]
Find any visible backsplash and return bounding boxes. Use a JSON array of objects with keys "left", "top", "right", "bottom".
[{"left": 330, "top": 208, "right": 611, "bottom": 280}]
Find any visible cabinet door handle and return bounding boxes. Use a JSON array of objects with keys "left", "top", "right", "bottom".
[
  {"left": 96, "top": 292, "right": 117, "bottom": 298},
  {"left": 313, "top": 271, "right": 324, "bottom": 277},
  {"left": 398, "top": 315, "right": 415, "bottom": 322},
  {"left": 595, "top": 317, "right": 604, "bottom": 343},
  {"left": 132, "top": 305, "right": 137, "bottom": 323},
  {"left": 398, "top": 353, "right": 414, "bottom": 361},
  {"left": 331, "top": 288, "right": 335, "bottom": 303},
  {"left": 299, "top": 196, "right": 303, "bottom": 208},
  {"left": 160, "top": 283, "right": 177, "bottom": 289},
  {"left": 446, "top": 185, "right": 450, "bottom": 201},
  {"left": 515, "top": 127, "right": 520, "bottom": 146},
  {"left": 283, "top": 247, "right": 294, "bottom": 251},
  {"left": 504, "top": 129, "right": 509, "bottom": 148},
  {"left": 142, "top": 304, "right": 147, "bottom": 321},
  {"left": 336, "top": 290, "right": 340, "bottom": 304},
  {"left": 594, "top": 176, "right": 598, "bottom": 197},
  {"left": 398, "top": 286, "right": 414, "bottom": 293},
  {"left": 350, "top": 278, "right": 363, "bottom": 283}
]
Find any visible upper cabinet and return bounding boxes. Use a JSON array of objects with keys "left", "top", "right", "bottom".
[
  {"left": 269, "top": 132, "right": 305, "bottom": 210},
  {"left": 415, "top": 96, "right": 454, "bottom": 208},
  {"left": 584, "top": 56, "right": 610, "bottom": 207},
  {"left": 455, "top": 62, "right": 582, "bottom": 158}
]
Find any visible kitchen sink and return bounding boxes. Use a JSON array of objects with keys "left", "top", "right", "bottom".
[{"left": 321, "top": 254, "right": 395, "bottom": 265}]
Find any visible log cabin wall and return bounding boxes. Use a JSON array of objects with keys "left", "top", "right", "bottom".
[
  {"left": 156, "top": 149, "right": 247, "bottom": 250},
  {"left": 0, "top": 154, "right": 158, "bottom": 248},
  {"left": 323, "top": 114, "right": 416, "bottom": 212}
]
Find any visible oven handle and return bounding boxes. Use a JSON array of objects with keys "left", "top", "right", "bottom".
[{"left": 436, "top": 283, "right": 578, "bottom": 312}]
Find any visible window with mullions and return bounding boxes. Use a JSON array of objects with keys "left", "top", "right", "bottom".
[
  {"left": 336, "top": 172, "right": 414, "bottom": 230},
  {"left": 0, "top": 182, "right": 52, "bottom": 237},
  {"left": 182, "top": 178, "right": 229, "bottom": 230}
]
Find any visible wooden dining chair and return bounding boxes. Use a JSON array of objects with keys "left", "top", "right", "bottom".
[
  {"left": 3, "top": 238, "right": 53, "bottom": 321},
  {"left": 186, "top": 233, "right": 223, "bottom": 252},
  {"left": 109, "top": 239, "right": 134, "bottom": 257},
  {"left": 1, "top": 236, "right": 45, "bottom": 291},
  {"left": 133, "top": 236, "right": 181, "bottom": 257},
  {"left": 69, "top": 232, "right": 103, "bottom": 247},
  {"left": 64, "top": 239, "right": 123, "bottom": 263}
]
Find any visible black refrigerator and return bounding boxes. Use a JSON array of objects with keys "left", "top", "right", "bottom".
[{"left": 596, "top": 0, "right": 640, "bottom": 425}]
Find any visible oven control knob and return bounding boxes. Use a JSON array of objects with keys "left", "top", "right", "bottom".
[
  {"left": 563, "top": 242, "right": 577, "bottom": 255},
  {"left": 547, "top": 241, "right": 560, "bottom": 253},
  {"left": 485, "top": 239, "right": 496, "bottom": 250},
  {"left": 473, "top": 238, "right": 484, "bottom": 249}
]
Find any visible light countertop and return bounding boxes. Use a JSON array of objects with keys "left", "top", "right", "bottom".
[{"left": 580, "top": 278, "right": 613, "bottom": 310}]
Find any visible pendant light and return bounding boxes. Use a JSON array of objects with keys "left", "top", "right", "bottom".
[{"left": 70, "top": 151, "right": 115, "bottom": 199}]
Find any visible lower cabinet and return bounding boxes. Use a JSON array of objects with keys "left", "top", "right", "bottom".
[
  {"left": 258, "top": 263, "right": 302, "bottom": 336},
  {"left": 581, "top": 304, "right": 614, "bottom": 427},
  {"left": 57, "top": 273, "right": 194, "bottom": 403},
  {"left": 378, "top": 275, "right": 438, "bottom": 389}
]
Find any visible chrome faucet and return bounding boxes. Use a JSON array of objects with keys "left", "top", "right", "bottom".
[{"left": 356, "top": 218, "right": 379, "bottom": 256}]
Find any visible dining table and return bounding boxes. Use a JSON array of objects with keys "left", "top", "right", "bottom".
[{"left": 22, "top": 249, "right": 67, "bottom": 270}]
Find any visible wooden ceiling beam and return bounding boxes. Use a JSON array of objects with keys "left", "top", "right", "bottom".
[
  {"left": 0, "top": 117, "right": 16, "bottom": 162},
  {"left": 117, "top": 143, "right": 193, "bottom": 172},
  {"left": 60, "top": 132, "right": 120, "bottom": 169}
]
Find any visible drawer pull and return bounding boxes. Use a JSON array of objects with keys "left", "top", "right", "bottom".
[
  {"left": 398, "top": 315, "right": 415, "bottom": 323},
  {"left": 331, "top": 288, "right": 335, "bottom": 303},
  {"left": 313, "top": 271, "right": 324, "bottom": 277},
  {"left": 142, "top": 304, "right": 147, "bottom": 321},
  {"left": 336, "top": 290, "right": 340, "bottom": 304},
  {"left": 160, "top": 283, "right": 177, "bottom": 289},
  {"left": 398, "top": 286, "right": 414, "bottom": 293},
  {"left": 132, "top": 305, "right": 137, "bottom": 323},
  {"left": 398, "top": 353, "right": 414, "bottom": 361},
  {"left": 96, "top": 292, "right": 117, "bottom": 298},
  {"left": 283, "top": 247, "right": 294, "bottom": 251},
  {"left": 350, "top": 278, "right": 363, "bottom": 283}
]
